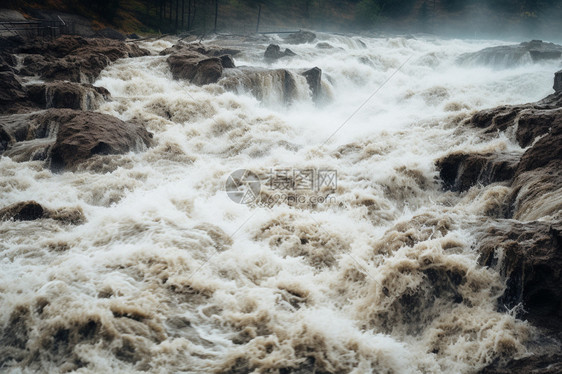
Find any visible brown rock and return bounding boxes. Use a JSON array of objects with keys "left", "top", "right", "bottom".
[
  {"left": 166, "top": 52, "right": 223, "bottom": 85},
  {"left": 301, "top": 67, "right": 322, "bottom": 101},
  {"left": 0, "top": 72, "right": 27, "bottom": 111},
  {"left": 0, "top": 109, "right": 153, "bottom": 170},
  {"left": 27, "top": 82, "right": 110, "bottom": 111},
  {"left": 264, "top": 44, "right": 296, "bottom": 60},
  {"left": 0, "top": 201, "right": 44, "bottom": 221}
]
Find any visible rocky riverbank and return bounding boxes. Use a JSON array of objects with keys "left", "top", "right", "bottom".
[{"left": 436, "top": 74, "right": 562, "bottom": 373}]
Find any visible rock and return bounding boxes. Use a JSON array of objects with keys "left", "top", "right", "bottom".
[
  {"left": 555, "top": 70, "right": 562, "bottom": 93},
  {"left": 316, "top": 42, "right": 334, "bottom": 49},
  {"left": 17, "top": 36, "right": 150, "bottom": 83},
  {"left": 219, "top": 55, "right": 235, "bottom": 69},
  {"left": 264, "top": 44, "right": 296, "bottom": 60},
  {"left": 0, "top": 109, "right": 153, "bottom": 170},
  {"left": 0, "top": 201, "right": 44, "bottom": 221},
  {"left": 95, "top": 28, "right": 126, "bottom": 41},
  {"left": 27, "top": 82, "right": 110, "bottom": 111},
  {"left": 0, "top": 200, "right": 85, "bottom": 224},
  {"left": 159, "top": 42, "right": 240, "bottom": 57},
  {"left": 127, "top": 33, "right": 140, "bottom": 40},
  {"left": 436, "top": 152, "right": 519, "bottom": 192},
  {"left": 166, "top": 52, "right": 223, "bottom": 85},
  {"left": 458, "top": 40, "right": 562, "bottom": 68},
  {"left": 479, "top": 353, "right": 562, "bottom": 374},
  {"left": 516, "top": 123, "right": 562, "bottom": 175},
  {"left": 0, "top": 72, "right": 27, "bottom": 111},
  {"left": 301, "top": 67, "right": 322, "bottom": 101},
  {"left": 469, "top": 92, "right": 562, "bottom": 148},
  {"left": 283, "top": 30, "right": 316, "bottom": 44},
  {"left": 478, "top": 220, "right": 562, "bottom": 335},
  {"left": 220, "top": 67, "right": 298, "bottom": 104}
]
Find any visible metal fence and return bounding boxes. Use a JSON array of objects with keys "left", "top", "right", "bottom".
[{"left": 0, "top": 18, "right": 75, "bottom": 38}]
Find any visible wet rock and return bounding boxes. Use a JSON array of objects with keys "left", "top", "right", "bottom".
[
  {"left": 27, "top": 82, "right": 110, "bottom": 111},
  {"left": 436, "top": 152, "right": 519, "bottom": 192},
  {"left": 46, "top": 110, "right": 154, "bottom": 171},
  {"left": 167, "top": 52, "right": 223, "bottom": 85},
  {"left": 555, "top": 70, "right": 562, "bottom": 93},
  {"left": 127, "top": 33, "right": 140, "bottom": 40},
  {"left": 264, "top": 44, "right": 296, "bottom": 60},
  {"left": 479, "top": 353, "right": 562, "bottom": 374},
  {"left": 219, "top": 55, "right": 235, "bottom": 69},
  {"left": 316, "top": 42, "right": 334, "bottom": 49},
  {"left": 220, "top": 67, "right": 298, "bottom": 104},
  {"left": 458, "top": 40, "right": 562, "bottom": 68},
  {"left": 469, "top": 91, "right": 562, "bottom": 148},
  {"left": 283, "top": 30, "right": 316, "bottom": 44},
  {"left": 17, "top": 35, "right": 150, "bottom": 84},
  {"left": 0, "top": 109, "right": 153, "bottom": 170},
  {"left": 159, "top": 42, "right": 240, "bottom": 57},
  {"left": 0, "top": 71, "right": 27, "bottom": 112},
  {"left": 478, "top": 220, "right": 562, "bottom": 335},
  {"left": 301, "top": 67, "right": 322, "bottom": 102},
  {"left": 0, "top": 201, "right": 44, "bottom": 221}
]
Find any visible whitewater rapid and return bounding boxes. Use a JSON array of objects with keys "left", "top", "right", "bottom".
[{"left": 0, "top": 34, "right": 559, "bottom": 373}]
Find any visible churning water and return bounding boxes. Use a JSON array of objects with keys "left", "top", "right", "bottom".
[{"left": 0, "top": 34, "right": 559, "bottom": 373}]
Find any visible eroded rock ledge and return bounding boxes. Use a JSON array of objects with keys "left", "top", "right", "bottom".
[{"left": 435, "top": 74, "right": 562, "bottom": 373}]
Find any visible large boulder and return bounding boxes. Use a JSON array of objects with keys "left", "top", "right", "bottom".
[
  {"left": 458, "top": 40, "right": 562, "bottom": 68},
  {"left": 0, "top": 200, "right": 85, "bottom": 224},
  {"left": 163, "top": 42, "right": 237, "bottom": 86},
  {"left": 167, "top": 52, "right": 224, "bottom": 85},
  {"left": 0, "top": 109, "right": 153, "bottom": 170},
  {"left": 301, "top": 67, "right": 322, "bottom": 102},
  {"left": 264, "top": 44, "right": 296, "bottom": 60}
]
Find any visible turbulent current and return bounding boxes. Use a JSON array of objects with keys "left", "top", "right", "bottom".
[{"left": 0, "top": 34, "right": 559, "bottom": 373}]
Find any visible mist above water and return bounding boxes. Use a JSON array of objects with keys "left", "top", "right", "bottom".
[{"left": 1, "top": 33, "right": 559, "bottom": 372}]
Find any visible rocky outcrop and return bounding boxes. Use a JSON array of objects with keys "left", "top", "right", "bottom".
[
  {"left": 27, "top": 82, "right": 110, "bottom": 111},
  {"left": 0, "top": 72, "right": 28, "bottom": 112},
  {"left": 0, "top": 109, "right": 153, "bottom": 171},
  {"left": 15, "top": 35, "right": 150, "bottom": 84},
  {"left": 301, "top": 67, "right": 322, "bottom": 102},
  {"left": 283, "top": 30, "right": 316, "bottom": 44},
  {"left": 264, "top": 44, "right": 296, "bottom": 60},
  {"left": 162, "top": 42, "right": 237, "bottom": 86},
  {"left": 436, "top": 152, "right": 519, "bottom": 192},
  {"left": 458, "top": 40, "right": 562, "bottom": 68},
  {"left": 555, "top": 70, "right": 562, "bottom": 93}
]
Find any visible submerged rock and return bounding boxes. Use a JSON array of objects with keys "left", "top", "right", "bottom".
[
  {"left": 0, "top": 109, "right": 153, "bottom": 170},
  {"left": 283, "top": 30, "right": 316, "bottom": 44},
  {"left": 458, "top": 40, "right": 562, "bottom": 68},
  {"left": 264, "top": 44, "right": 296, "bottom": 60}
]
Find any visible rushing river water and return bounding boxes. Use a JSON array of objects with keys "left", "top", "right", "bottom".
[{"left": 1, "top": 33, "right": 559, "bottom": 373}]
